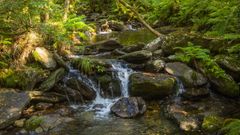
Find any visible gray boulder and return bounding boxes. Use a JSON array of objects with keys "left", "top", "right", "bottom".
[
  {"left": 0, "top": 89, "right": 30, "bottom": 129},
  {"left": 111, "top": 97, "right": 146, "bottom": 118},
  {"left": 119, "top": 50, "right": 152, "bottom": 64},
  {"left": 165, "top": 62, "right": 207, "bottom": 88}
]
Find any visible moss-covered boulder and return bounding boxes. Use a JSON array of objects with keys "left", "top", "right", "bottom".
[
  {"left": 215, "top": 55, "right": 240, "bottom": 81},
  {"left": 32, "top": 47, "right": 57, "bottom": 69},
  {"left": 129, "top": 73, "right": 176, "bottom": 99},
  {"left": 119, "top": 50, "right": 152, "bottom": 64},
  {"left": 165, "top": 62, "right": 207, "bottom": 88},
  {"left": 209, "top": 74, "right": 239, "bottom": 97},
  {"left": 0, "top": 68, "right": 48, "bottom": 90},
  {"left": 202, "top": 115, "right": 224, "bottom": 133}
]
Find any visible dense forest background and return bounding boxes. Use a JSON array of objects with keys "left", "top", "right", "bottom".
[{"left": 0, "top": 0, "right": 240, "bottom": 134}]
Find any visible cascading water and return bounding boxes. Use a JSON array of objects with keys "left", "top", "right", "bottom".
[
  {"left": 64, "top": 59, "right": 134, "bottom": 117},
  {"left": 111, "top": 61, "right": 133, "bottom": 97}
]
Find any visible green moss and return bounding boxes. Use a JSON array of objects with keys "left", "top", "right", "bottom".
[
  {"left": 25, "top": 116, "right": 44, "bottom": 131},
  {"left": 0, "top": 61, "right": 8, "bottom": 68},
  {"left": 202, "top": 115, "right": 224, "bottom": 133}
]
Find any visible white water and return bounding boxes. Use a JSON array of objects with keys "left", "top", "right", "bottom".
[{"left": 66, "top": 61, "right": 133, "bottom": 117}]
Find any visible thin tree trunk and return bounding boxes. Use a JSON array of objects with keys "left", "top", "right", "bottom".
[
  {"left": 63, "top": 0, "right": 70, "bottom": 22},
  {"left": 118, "top": 0, "right": 164, "bottom": 37}
]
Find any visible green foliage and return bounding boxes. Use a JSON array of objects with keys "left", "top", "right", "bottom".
[
  {"left": 227, "top": 44, "right": 240, "bottom": 54},
  {"left": 220, "top": 119, "right": 240, "bottom": 135},
  {"left": 0, "top": 37, "right": 12, "bottom": 45},
  {"left": 74, "top": 57, "right": 105, "bottom": 75},
  {"left": 25, "top": 116, "right": 44, "bottom": 131},
  {"left": 174, "top": 42, "right": 226, "bottom": 78}
]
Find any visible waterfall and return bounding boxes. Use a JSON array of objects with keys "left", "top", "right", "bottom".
[
  {"left": 64, "top": 60, "right": 134, "bottom": 117},
  {"left": 111, "top": 61, "right": 133, "bottom": 97}
]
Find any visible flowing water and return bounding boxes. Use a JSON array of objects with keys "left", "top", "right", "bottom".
[{"left": 65, "top": 60, "right": 134, "bottom": 117}]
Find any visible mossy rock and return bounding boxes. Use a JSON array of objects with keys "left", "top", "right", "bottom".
[
  {"left": 129, "top": 73, "right": 176, "bottom": 99},
  {"left": 202, "top": 115, "right": 224, "bottom": 133},
  {"left": 25, "top": 116, "right": 44, "bottom": 131},
  {"left": 0, "top": 68, "right": 48, "bottom": 90}
]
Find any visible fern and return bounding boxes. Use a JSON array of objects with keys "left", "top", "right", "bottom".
[
  {"left": 174, "top": 42, "right": 226, "bottom": 78},
  {"left": 220, "top": 119, "right": 240, "bottom": 135}
]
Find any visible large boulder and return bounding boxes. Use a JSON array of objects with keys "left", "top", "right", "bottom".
[
  {"left": 215, "top": 55, "right": 240, "bottom": 81},
  {"left": 0, "top": 89, "right": 30, "bottom": 129},
  {"left": 85, "top": 39, "right": 123, "bottom": 54},
  {"left": 66, "top": 78, "right": 96, "bottom": 100},
  {"left": 38, "top": 68, "right": 66, "bottom": 92},
  {"left": 32, "top": 47, "right": 57, "bottom": 69},
  {"left": 209, "top": 74, "right": 239, "bottom": 97},
  {"left": 165, "top": 62, "right": 207, "bottom": 88},
  {"left": 119, "top": 50, "right": 152, "bottom": 64},
  {"left": 111, "top": 97, "right": 146, "bottom": 118},
  {"left": 129, "top": 73, "right": 176, "bottom": 99}
]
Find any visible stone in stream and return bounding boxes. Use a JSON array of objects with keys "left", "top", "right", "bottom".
[
  {"left": 181, "top": 87, "right": 210, "bottom": 99},
  {"left": 32, "top": 47, "right": 57, "bottom": 69},
  {"left": 121, "top": 43, "right": 145, "bottom": 53},
  {"left": 119, "top": 50, "right": 152, "bottom": 64},
  {"left": 84, "top": 39, "right": 123, "bottom": 54},
  {"left": 197, "top": 61, "right": 240, "bottom": 97},
  {"left": 0, "top": 89, "right": 30, "bottom": 129},
  {"left": 66, "top": 78, "right": 96, "bottom": 100},
  {"left": 145, "top": 60, "right": 165, "bottom": 73},
  {"left": 111, "top": 97, "right": 146, "bottom": 118},
  {"left": 129, "top": 73, "right": 176, "bottom": 99},
  {"left": 165, "top": 62, "right": 207, "bottom": 88},
  {"left": 215, "top": 54, "right": 240, "bottom": 81}
]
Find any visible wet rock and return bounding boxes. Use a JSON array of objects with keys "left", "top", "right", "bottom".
[
  {"left": 29, "top": 91, "right": 66, "bottom": 103},
  {"left": 129, "top": 73, "right": 176, "bottom": 99},
  {"left": 165, "top": 62, "right": 207, "bottom": 88},
  {"left": 0, "top": 89, "right": 30, "bottom": 129},
  {"left": 111, "top": 97, "right": 146, "bottom": 118},
  {"left": 164, "top": 102, "right": 201, "bottom": 132},
  {"left": 0, "top": 68, "right": 48, "bottom": 90},
  {"left": 32, "top": 47, "right": 57, "bottom": 69},
  {"left": 38, "top": 68, "right": 66, "bottom": 92},
  {"left": 85, "top": 39, "right": 123, "bottom": 54},
  {"left": 145, "top": 60, "right": 165, "bottom": 73},
  {"left": 215, "top": 55, "right": 240, "bottom": 81},
  {"left": 182, "top": 88, "right": 210, "bottom": 99},
  {"left": 121, "top": 43, "right": 145, "bottom": 53},
  {"left": 24, "top": 114, "right": 73, "bottom": 133},
  {"left": 202, "top": 115, "right": 224, "bottom": 133},
  {"left": 35, "top": 103, "right": 54, "bottom": 110},
  {"left": 66, "top": 78, "right": 96, "bottom": 100},
  {"left": 119, "top": 50, "right": 152, "bottom": 64},
  {"left": 209, "top": 74, "right": 239, "bottom": 97},
  {"left": 109, "top": 20, "right": 127, "bottom": 31},
  {"left": 96, "top": 74, "right": 121, "bottom": 98},
  {"left": 153, "top": 49, "right": 164, "bottom": 57},
  {"left": 14, "top": 119, "right": 26, "bottom": 128},
  {"left": 196, "top": 61, "right": 240, "bottom": 97},
  {"left": 54, "top": 84, "right": 85, "bottom": 103}
]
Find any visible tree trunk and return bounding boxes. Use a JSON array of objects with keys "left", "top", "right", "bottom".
[
  {"left": 63, "top": 0, "right": 70, "bottom": 22},
  {"left": 118, "top": 0, "right": 164, "bottom": 37}
]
